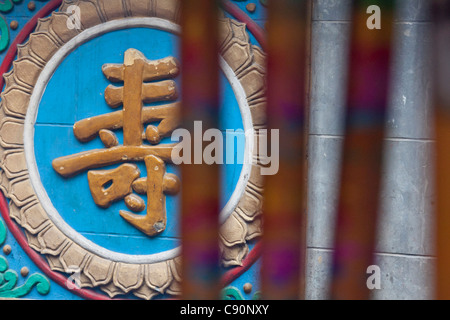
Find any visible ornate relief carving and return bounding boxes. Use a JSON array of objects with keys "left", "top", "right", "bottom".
[{"left": 0, "top": 0, "right": 266, "bottom": 299}]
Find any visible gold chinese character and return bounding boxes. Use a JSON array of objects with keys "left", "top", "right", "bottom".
[{"left": 52, "top": 49, "right": 181, "bottom": 237}]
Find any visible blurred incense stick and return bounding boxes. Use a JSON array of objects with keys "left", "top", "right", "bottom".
[
  {"left": 180, "top": 0, "right": 221, "bottom": 300},
  {"left": 261, "top": 0, "right": 308, "bottom": 300},
  {"left": 432, "top": 0, "right": 450, "bottom": 300},
  {"left": 330, "top": 0, "right": 394, "bottom": 300}
]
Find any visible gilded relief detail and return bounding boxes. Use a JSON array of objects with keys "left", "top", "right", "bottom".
[{"left": 52, "top": 49, "right": 181, "bottom": 237}]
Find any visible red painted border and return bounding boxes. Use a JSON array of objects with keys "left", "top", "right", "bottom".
[
  {"left": 221, "top": 241, "right": 262, "bottom": 287},
  {"left": 0, "top": 0, "right": 265, "bottom": 299}
]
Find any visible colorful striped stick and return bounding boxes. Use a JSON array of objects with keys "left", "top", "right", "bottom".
[
  {"left": 261, "top": 0, "right": 309, "bottom": 300},
  {"left": 330, "top": 0, "right": 394, "bottom": 300},
  {"left": 180, "top": 0, "right": 221, "bottom": 300},
  {"left": 432, "top": 0, "right": 450, "bottom": 300}
]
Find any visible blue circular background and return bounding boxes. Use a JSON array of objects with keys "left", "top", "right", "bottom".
[{"left": 34, "top": 27, "right": 244, "bottom": 256}]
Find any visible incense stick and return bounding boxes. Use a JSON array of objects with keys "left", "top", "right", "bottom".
[
  {"left": 261, "top": 0, "right": 308, "bottom": 300},
  {"left": 330, "top": 0, "right": 394, "bottom": 300},
  {"left": 180, "top": 0, "right": 221, "bottom": 300}
]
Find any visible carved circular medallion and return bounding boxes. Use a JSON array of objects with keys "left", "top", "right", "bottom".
[{"left": 0, "top": 0, "right": 266, "bottom": 299}]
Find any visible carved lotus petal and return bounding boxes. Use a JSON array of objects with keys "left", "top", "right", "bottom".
[
  {"left": 220, "top": 213, "right": 247, "bottom": 247},
  {"left": 113, "top": 263, "right": 144, "bottom": 293},
  {"left": 146, "top": 261, "right": 172, "bottom": 292},
  {"left": 84, "top": 256, "right": 114, "bottom": 287}
]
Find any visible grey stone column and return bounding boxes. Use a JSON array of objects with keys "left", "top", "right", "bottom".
[{"left": 306, "top": 0, "right": 435, "bottom": 299}]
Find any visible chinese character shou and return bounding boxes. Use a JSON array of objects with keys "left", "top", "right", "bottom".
[{"left": 52, "top": 49, "right": 181, "bottom": 237}]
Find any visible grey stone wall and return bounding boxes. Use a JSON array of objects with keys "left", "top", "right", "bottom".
[{"left": 306, "top": 0, "right": 435, "bottom": 299}]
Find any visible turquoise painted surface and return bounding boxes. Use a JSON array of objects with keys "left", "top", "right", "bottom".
[
  {"left": 0, "top": 216, "right": 82, "bottom": 299},
  {"left": 0, "top": 1, "right": 267, "bottom": 299},
  {"left": 34, "top": 27, "right": 244, "bottom": 255}
]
